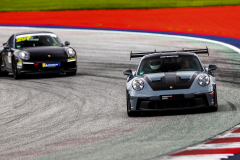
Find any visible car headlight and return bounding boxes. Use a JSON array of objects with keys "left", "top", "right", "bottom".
[
  {"left": 19, "top": 51, "right": 30, "bottom": 60},
  {"left": 198, "top": 74, "right": 210, "bottom": 86},
  {"left": 132, "top": 79, "right": 144, "bottom": 91},
  {"left": 66, "top": 48, "right": 75, "bottom": 57}
]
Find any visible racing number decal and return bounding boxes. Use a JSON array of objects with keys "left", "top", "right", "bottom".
[{"left": 16, "top": 36, "right": 31, "bottom": 42}]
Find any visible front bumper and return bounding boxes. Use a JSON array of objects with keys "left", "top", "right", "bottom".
[
  {"left": 129, "top": 91, "right": 217, "bottom": 111},
  {"left": 18, "top": 61, "right": 77, "bottom": 75}
]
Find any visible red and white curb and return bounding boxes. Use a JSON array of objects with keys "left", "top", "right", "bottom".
[{"left": 155, "top": 124, "right": 240, "bottom": 160}]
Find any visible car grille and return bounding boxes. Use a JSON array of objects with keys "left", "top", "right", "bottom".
[
  {"left": 148, "top": 99, "right": 196, "bottom": 109},
  {"left": 137, "top": 96, "right": 208, "bottom": 110}
]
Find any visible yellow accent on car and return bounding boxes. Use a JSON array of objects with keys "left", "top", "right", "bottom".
[
  {"left": 42, "top": 63, "right": 46, "bottom": 67},
  {"left": 67, "top": 58, "right": 76, "bottom": 62},
  {"left": 16, "top": 36, "right": 31, "bottom": 42}
]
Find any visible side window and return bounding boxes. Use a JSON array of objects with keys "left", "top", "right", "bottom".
[{"left": 7, "top": 35, "right": 14, "bottom": 48}]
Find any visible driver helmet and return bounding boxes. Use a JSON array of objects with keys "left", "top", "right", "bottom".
[
  {"left": 180, "top": 58, "right": 189, "bottom": 68},
  {"left": 149, "top": 59, "right": 163, "bottom": 70},
  {"left": 20, "top": 41, "right": 26, "bottom": 47},
  {"left": 39, "top": 37, "right": 47, "bottom": 44}
]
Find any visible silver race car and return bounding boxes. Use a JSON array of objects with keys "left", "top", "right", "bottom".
[{"left": 123, "top": 48, "right": 218, "bottom": 117}]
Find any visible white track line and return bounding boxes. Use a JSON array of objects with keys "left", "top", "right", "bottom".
[
  {"left": 65, "top": 29, "right": 240, "bottom": 54},
  {"left": 187, "top": 142, "right": 240, "bottom": 150},
  {"left": 1, "top": 26, "right": 240, "bottom": 54},
  {"left": 162, "top": 126, "right": 240, "bottom": 160},
  {"left": 159, "top": 154, "right": 233, "bottom": 160},
  {"left": 215, "top": 133, "right": 240, "bottom": 138}
]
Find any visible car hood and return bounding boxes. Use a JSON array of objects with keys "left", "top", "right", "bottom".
[
  {"left": 22, "top": 46, "right": 67, "bottom": 61},
  {"left": 142, "top": 71, "right": 200, "bottom": 91}
]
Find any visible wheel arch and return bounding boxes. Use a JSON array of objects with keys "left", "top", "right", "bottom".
[{"left": 12, "top": 52, "right": 21, "bottom": 66}]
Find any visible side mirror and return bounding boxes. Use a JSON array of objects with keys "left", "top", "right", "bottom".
[
  {"left": 209, "top": 64, "right": 217, "bottom": 70},
  {"left": 3, "top": 43, "right": 6, "bottom": 46},
  {"left": 204, "top": 66, "right": 208, "bottom": 71},
  {"left": 123, "top": 69, "right": 133, "bottom": 76},
  {"left": 65, "top": 41, "right": 70, "bottom": 46},
  {"left": 3, "top": 44, "right": 10, "bottom": 50}
]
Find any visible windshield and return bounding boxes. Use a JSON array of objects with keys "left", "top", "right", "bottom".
[
  {"left": 137, "top": 55, "right": 203, "bottom": 75},
  {"left": 15, "top": 34, "right": 62, "bottom": 49}
]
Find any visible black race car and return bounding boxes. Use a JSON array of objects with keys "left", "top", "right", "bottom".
[{"left": 0, "top": 31, "right": 77, "bottom": 79}]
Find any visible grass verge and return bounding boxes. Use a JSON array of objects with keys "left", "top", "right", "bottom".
[{"left": 0, "top": 0, "right": 240, "bottom": 12}]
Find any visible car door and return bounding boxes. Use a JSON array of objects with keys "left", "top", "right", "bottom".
[{"left": 2, "top": 35, "right": 14, "bottom": 69}]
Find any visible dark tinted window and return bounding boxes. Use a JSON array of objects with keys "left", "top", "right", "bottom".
[
  {"left": 7, "top": 35, "right": 14, "bottom": 48},
  {"left": 138, "top": 55, "right": 203, "bottom": 75},
  {"left": 15, "top": 34, "right": 62, "bottom": 49}
]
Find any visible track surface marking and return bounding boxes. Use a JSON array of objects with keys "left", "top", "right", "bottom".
[{"left": 0, "top": 27, "right": 240, "bottom": 160}]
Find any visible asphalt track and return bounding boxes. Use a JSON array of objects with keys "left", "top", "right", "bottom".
[{"left": 0, "top": 27, "right": 240, "bottom": 160}]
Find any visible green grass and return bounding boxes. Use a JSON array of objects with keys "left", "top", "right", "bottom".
[{"left": 0, "top": 0, "right": 240, "bottom": 12}]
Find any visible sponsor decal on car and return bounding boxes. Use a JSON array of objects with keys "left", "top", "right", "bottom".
[
  {"left": 17, "top": 62, "right": 22, "bottom": 69},
  {"left": 162, "top": 95, "right": 173, "bottom": 100},
  {"left": 42, "top": 62, "right": 60, "bottom": 68},
  {"left": 160, "top": 55, "right": 179, "bottom": 58},
  {"left": 161, "top": 94, "right": 184, "bottom": 100}
]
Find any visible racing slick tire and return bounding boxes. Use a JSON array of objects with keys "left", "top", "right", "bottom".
[
  {"left": 210, "top": 106, "right": 218, "bottom": 112},
  {"left": 126, "top": 90, "right": 139, "bottom": 117},
  {"left": 210, "top": 102, "right": 218, "bottom": 112},
  {"left": 12, "top": 59, "right": 22, "bottom": 79},
  {"left": 66, "top": 70, "right": 77, "bottom": 76},
  {"left": 210, "top": 88, "right": 218, "bottom": 112},
  {"left": 0, "top": 59, "right": 8, "bottom": 76}
]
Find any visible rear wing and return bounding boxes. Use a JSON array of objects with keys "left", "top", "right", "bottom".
[{"left": 130, "top": 47, "right": 209, "bottom": 60}]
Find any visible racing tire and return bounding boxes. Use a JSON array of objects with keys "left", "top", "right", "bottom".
[
  {"left": 210, "top": 88, "right": 218, "bottom": 112},
  {"left": 66, "top": 70, "right": 77, "bottom": 76},
  {"left": 0, "top": 71, "right": 8, "bottom": 76},
  {"left": 126, "top": 90, "right": 139, "bottom": 117},
  {"left": 210, "top": 106, "right": 218, "bottom": 112},
  {"left": 12, "top": 60, "right": 22, "bottom": 79},
  {"left": 0, "top": 60, "right": 8, "bottom": 77}
]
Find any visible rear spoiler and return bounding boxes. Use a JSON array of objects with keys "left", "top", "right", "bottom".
[{"left": 130, "top": 47, "right": 209, "bottom": 60}]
